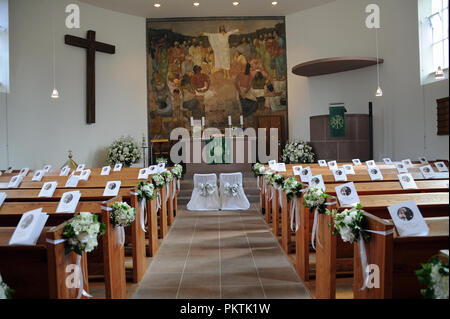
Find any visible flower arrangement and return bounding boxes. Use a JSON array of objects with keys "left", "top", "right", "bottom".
[
  {"left": 137, "top": 181, "right": 156, "bottom": 201},
  {"left": 0, "top": 274, "right": 13, "bottom": 299},
  {"left": 224, "top": 183, "right": 241, "bottom": 197},
  {"left": 152, "top": 173, "right": 166, "bottom": 189},
  {"left": 156, "top": 157, "right": 168, "bottom": 165},
  {"left": 107, "top": 136, "right": 141, "bottom": 167},
  {"left": 63, "top": 212, "right": 106, "bottom": 255},
  {"left": 110, "top": 202, "right": 136, "bottom": 227},
  {"left": 281, "top": 140, "right": 315, "bottom": 164},
  {"left": 328, "top": 204, "right": 370, "bottom": 243},
  {"left": 253, "top": 163, "right": 266, "bottom": 177},
  {"left": 271, "top": 174, "right": 285, "bottom": 188},
  {"left": 303, "top": 186, "right": 329, "bottom": 213},
  {"left": 171, "top": 164, "right": 183, "bottom": 179},
  {"left": 162, "top": 171, "right": 174, "bottom": 184},
  {"left": 283, "top": 177, "right": 303, "bottom": 201},
  {"left": 263, "top": 170, "right": 274, "bottom": 184},
  {"left": 416, "top": 255, "right": 449, "bottom": 299},
  {"left": 199, "top": 183, "right": 217, "bottom": 197}
]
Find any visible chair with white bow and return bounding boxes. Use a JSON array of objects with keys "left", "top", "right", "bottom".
[
  {"left": 187, "top": 173, "right": 221, "bottom": 211},
  {"left": 219, "top": 172, "right": 250, "bottom": 211}
]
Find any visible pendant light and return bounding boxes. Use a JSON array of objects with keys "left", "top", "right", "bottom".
[
  {"left": 375, "top": 27, "right": 383, "bottom": 97},
  {"left": 51, "top": 0, "right": 59, "bottom": 99}
]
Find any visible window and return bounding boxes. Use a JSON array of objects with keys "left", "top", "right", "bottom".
[
  {"left": 0, "top": 0, "right": 8, "bottom": 93},
  {"left": 418, "top": 0, "right": 449, "bottom": 84}
]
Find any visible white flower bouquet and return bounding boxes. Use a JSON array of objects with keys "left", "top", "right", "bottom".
[
  {"left": 156, "top": 157, "right": 168, "bottom": 165},
  {"left": 303, "top": 186, "right": 329, "bottom": 213},
  {"left": 253, "top": 163, "right": 265, "bottom": 177},
  {"left": 137, "top": 181, "right": 156, "bottom": 201},
  {"left": 152, "top": 173, "right": 166, "bottom": 189},
  {"left": 271, "top": 174, "right": 285, "bottom": 188},
  {"left": 283, "top": 177, "right": 303, "bottom": 201},
  {"left": 416, "top": 255, "right": 449, "bottom": 299},
  {"left": 111, "top": 202, "right": 136, "bottom": 227},
  {"left": 0, "top": 273, "right": 13, "bottom": 299},
  {"left": 328, "top": 204, "right": 370, "bottom": 244},
  {"left": 281, "top": 140, "right": 315, "bottom": 164},
  {"left": 263, "top": 170, "right": 274, "bottom": 184},
  {"left": 171, "top": 164, "right": 183, "bottom": 179},
  {"left": 107, "top": 136, "right": 141, "bottom": 167},
  {"left": 162, "top": 171, "right": 174, "bottom": 184},
  {"left": 63, "top": 212, "right": 106, "bottom": 255}
]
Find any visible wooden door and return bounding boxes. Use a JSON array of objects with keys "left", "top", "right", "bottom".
[{"left": 256, "top": 115, "right": 285, "bottom": 161}]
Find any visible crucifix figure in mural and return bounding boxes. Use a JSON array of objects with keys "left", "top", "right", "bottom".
[
  {"left": 202, "top": 26, "right": 240, "bottom": 79},
  {"left": 65, "top": 30, "right": 116, "bottom": 124}
]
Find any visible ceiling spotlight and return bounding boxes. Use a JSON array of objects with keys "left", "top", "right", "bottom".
[
  {"left": 233, "top": 1, "right": 240, "bottom": 6},
  {"left": 272, "top": 1, "right": 278, "bottom": 5},
  {"left": 154, "top": 3, "right": 161, "bottom": 8},
  {"left": 193, "top": 2, "right": 200, "bottom": 6}
]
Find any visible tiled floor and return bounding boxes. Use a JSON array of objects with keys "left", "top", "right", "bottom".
[{"left": 133, "top": 205, "right": 311, "bottom": 299}]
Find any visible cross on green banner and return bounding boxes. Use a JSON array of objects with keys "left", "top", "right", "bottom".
[{"left": 329, "top": 105, "right": 346, "bottom": 137}]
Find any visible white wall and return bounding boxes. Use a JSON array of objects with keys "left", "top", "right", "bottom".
[
  {"left": 286, "top": 0, "right": 449, "bottom": 161},
  {"left": 2, "top": 0, "right": 146, "bottom": 169}
]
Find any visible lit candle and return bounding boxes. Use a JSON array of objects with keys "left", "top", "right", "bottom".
[
  {"left": 228, "top": 116, "right": 232, "bottom": 126},
  {"left": 202, "top": 117, "right": 205, "bottom": 127},
  {"left": 240, "top": 115, "right": 244, "bottom": 126},
  {"left": 190, "top": 117, "right": 194, "bottom": 127}
]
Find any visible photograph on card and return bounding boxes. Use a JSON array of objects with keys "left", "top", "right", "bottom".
[
  {"left": 335, "top": 182, "right": 360, "bottom": 206},
  {"left": 308, "top": 175, "right": 326, "bottom": 191},
  {"left": 388, "top": 200, "right": 429, "bottom": 237}
]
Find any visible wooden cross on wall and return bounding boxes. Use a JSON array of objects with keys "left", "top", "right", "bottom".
[{"left": 65, "top": 30, "right": 116, "bottom": 124}]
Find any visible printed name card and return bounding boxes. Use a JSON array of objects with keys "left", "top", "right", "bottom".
[
  {"left": 113, "top": 163, "right": 123, "bottom": 172},
  {"left": 56, "top": 191, "right": 81, "bottom": 213},
  {"left": 335, "top": 182, "right": 360, "bottom": 206},
  {"left": 157, "top": 163, "right": 167, "bottom": 173},
  {"left": 275, "top": 163, "right": 286, "bottom": 172},
  {"left": 300, "top": 167, "right": 312, "bottom": 183},
  {"left": 343, "top": 164, "right": 355, "bottom": 175},
  {"left": 435, "top": 162, "right": 448, "bottom": 172},
  {"left": 32, "top": 170, "right": 45, "bottom": 182},
  {"left": 318, "top": 160, "right": 327, "bottom": 167},
  {"left": 420, "top": 165, "right": 435, "bottom": 179},
  {"left": 60, "top": 166, "right": 70, "bottom": 177},
  {"left": 352, "top": 159, "right": 362, "bottom": 166},
  {"left": 309, "top": 175, "right": 326, "bottom": 191},
  {"left": 365, "top": 160, "right": 376, "bottom": 168},
  {"left": 395, "top": 162, "right": 408, "bottom": 173},
  {"left": 0, "top": 192, "right": 6, "bottom": 208},
  {"left": 101, "top": 166, "right": 111, "bottom": 176},
  {"left": 292, "top": 166, "right": 302, "bottom": 176},
  {"left": 383, "top": 158, "right": 393, "bottom": 165},
  {"left": 268, "top": 160, "right": 277, "bottom": 170},
  {"left": 138, "top": 168, "right": 149, "bottom": 180},
  {"left": 43, "top": 165, "right": 52, "bottom": 172},
  {"left": 9, "top": 208, "right": 49, "bottom": 246},
  {"left": 76, "top": 164, "right": 86, "bottom": 172},
  {"left": 327, "top": 161, "right": 338, "bottom": 170},
  {"left": 8, "top": 175, "right": 23, "bottom": 189},
  {"left": 402, "top": 159, "right": 413, "bottom": 168},
  {"left": 332, "top": 168, "right": 347, "bottom": 182},
  {"left": 19, "top": 168, "right": 30, "bottom": 176},
  {"left": 103, "top": 181, "right": 121, "bottom": 197},
  {"left": 398, "top": 173, "right": 418, "bottom": 190},
  {"left": 38, "top": 182, "right": 58, "bottom": 198},
  {"left": 368, "top": 166, "right": 383, "bottom": 181},
  {"left": 418, "top": 157, "right": 428, "bottom": 164},
  {"left": 148, "top": 166, "right": 158, "bottom": 175},
  {"left": 65, "top": 175, "right": 80, "bottom": 188},
  {"left": 388, "top": 201, "right": 429, "bottom": 237},
  {"left": 79, "top": 169, "right": 91, "bottom": 181}
]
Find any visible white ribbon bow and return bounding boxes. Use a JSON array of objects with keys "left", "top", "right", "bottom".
[
  {"left": 277, "top": 186, "right": 283, "bottom": 209},
  {"left": 269, "top": 186, "right": 274, "bottom": 201},
  {"left": 157, "top": 192, "right": 161, "bottom": 210},
  {"left": 358, "top": 228, "right": 394, "bottom": 290},
  {"left": 257, "top": 176, "right": 261, "bottom": 191},
  {"left": 165, "top": 183, "right": 170, "bottom": 203},
  {"left": 199, "top": 183, "right": 217, "bottom": 197},
  {"left": 290, "top": 196, "right": 300, "bottom": 232},
  {"left": 172, "top": 181, "right": 177, "bottom": 200},
  {"left": 311, "top": 201, "right": 337, "bottom": 251},
  {"left": 224, "top": 183, "right": 241, "bottom": 197},
  {"left": 46, "top": 239, "right": 92, "bottom": 299},
  {"left": 117, "top": 226, "right": 125, "bottom": 248}
]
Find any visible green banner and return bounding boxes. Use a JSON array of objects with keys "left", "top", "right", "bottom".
[{"left": 329, "top": 105, "right": 346, "bottom": 137}]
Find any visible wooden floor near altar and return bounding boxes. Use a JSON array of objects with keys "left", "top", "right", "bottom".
[{"left": 132, "top": 204, "right": 311, "bottom": 299}]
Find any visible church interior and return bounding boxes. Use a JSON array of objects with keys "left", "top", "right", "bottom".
[{"left": 0, "top": 0, "right": 449, "bottom": 304}]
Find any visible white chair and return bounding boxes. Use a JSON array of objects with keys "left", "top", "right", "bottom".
[
  {"left": 219, "top": 172, "right": 250, "bottom": 211},
  {"left": 187, "top": 173, "right": 221, "bottom": 211}
]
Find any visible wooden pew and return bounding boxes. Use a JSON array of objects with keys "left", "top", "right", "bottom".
[
  {"left": 315, "top": 192, "right": 449, "bottom": 299},
  {"left": 0, "top": 220, "right": 89, "bottom": 299},
  {"left": 0, "top": 198, "right": 127, "bottom": 299},
  {"left": 353, "top": 213, "right": 449, "bottom": 299}
]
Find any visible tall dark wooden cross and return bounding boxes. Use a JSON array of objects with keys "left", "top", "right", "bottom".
[{"left": 65, "top": 30, "right": 116, "bottom": 124}]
